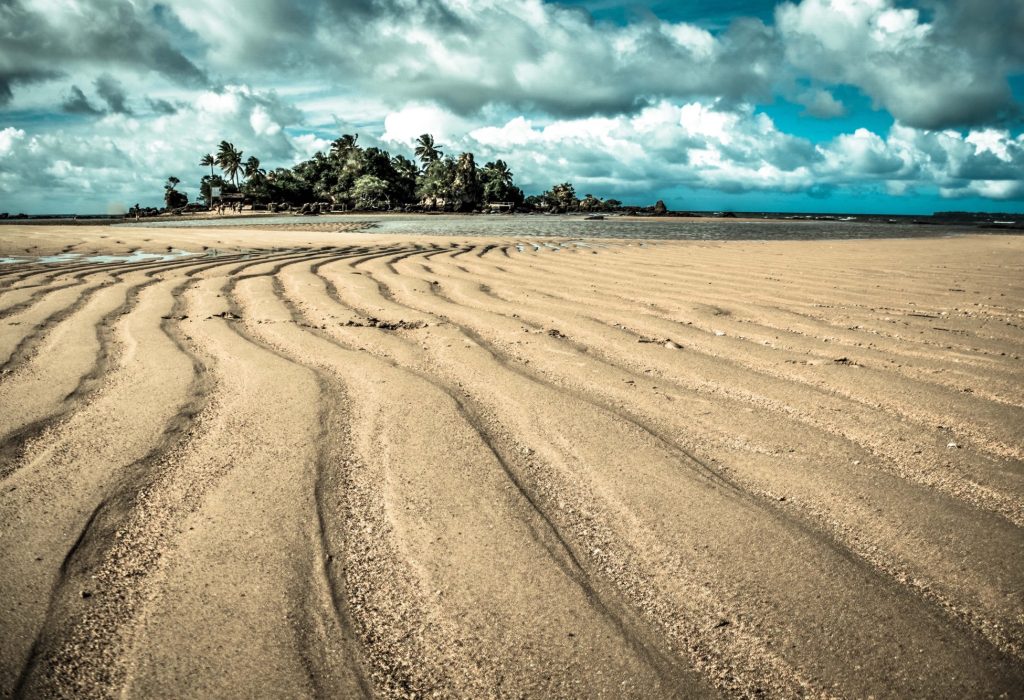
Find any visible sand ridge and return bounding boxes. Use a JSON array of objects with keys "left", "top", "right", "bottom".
[{"left": 1, "top": 228, "right": 1023, "bottom": 698}]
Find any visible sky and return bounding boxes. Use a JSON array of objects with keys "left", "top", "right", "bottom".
[{"left": 1, "top": 0, "right": 1022, "bottom": 215}]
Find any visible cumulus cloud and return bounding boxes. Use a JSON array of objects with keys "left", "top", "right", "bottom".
[
  {"left": 456, "top": 100, "right": 1023, "bottom": 201},
  {"left": 776, "top": 0, "right": 1019, "bottom": 129},
  {"left": 2, "top": 0, "right": 1020, "bottom": 128},
  {"left": 461, "top": 101, "right": 822, "bottom": 196},
  {"left": 0, "top": 85, "right": 309, "bottom": 213},
  {"left": 0, "top": 0, "right": 1022, "bottom": 211},
  {"left": 167, "top": 0, "right": 782, "bottom": 117},
  {"left": 792, "top": 87, "right": 845, "bottom": 119}
]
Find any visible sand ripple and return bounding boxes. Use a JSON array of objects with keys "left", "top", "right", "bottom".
[{"left": 1, "top": 234, "right": 1023, "bottom": 698}]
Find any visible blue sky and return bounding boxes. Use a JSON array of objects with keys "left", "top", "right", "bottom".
[{"left": 1, "top": 0, "right": 1022, "bottom": 215}]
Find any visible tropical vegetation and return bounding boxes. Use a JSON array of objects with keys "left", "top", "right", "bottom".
[
  {"left": 163, "top": 176, "right": 187, "bottom": 208},
  {"left": 174, "top": 132, "right": 648, "bottom": 214}
]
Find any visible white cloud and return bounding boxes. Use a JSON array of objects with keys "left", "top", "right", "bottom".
[
  {"left": 0, "top": 85, "right": 308, "bottom": 213},
  {"left": 0, "top": 126, "right": 26, "bottom": 156},
  {"left": 382, "top": 104, "right": 474, "bottom": 146},
  {"left": 459, "top": 102, "right": 1024, "bottom": 201},
  {"left": 776, "top": 0, "right": 1017, "bottom": 128},
  {"left": 0, "top": 0, "right": 1021, "bottom": 212}
]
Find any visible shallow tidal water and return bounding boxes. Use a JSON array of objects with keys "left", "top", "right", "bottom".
[
  {"left": 121, "top": 213, "right": 987, "bottom": 241},
  {"left": 0, "top": 249, "right": 194, "bottom": 265}
]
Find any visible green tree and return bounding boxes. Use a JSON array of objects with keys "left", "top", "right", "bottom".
[
  {"left": 243, "top": 155, "right": 264, "bottom": 181},
  {"left": 199, "top": 154, "right": 215, "bottom": 204},
  {"left": 330, "top": 134, "right": 359, "bottom": 161},
  {"left": 389, "top": 154, "right": 419, "bottom": 205},
  {"left": 480, "top": 159, "right": 523, "bottom": 205},
  {"left": 264, "top": 167, "right": 312, "bottom": 205},
  {"left": 352, "top": 174, "right": 391, "bottom": 209},
  {"left": 216, "top": 140, "right": 244, "bottom": 186},
  {"left": 414, "top": 133, "right": 442, "bottom": 167},
  {"left": 240, "top": 157, "right": 271, "bottom": 203},
  {"left": 417, "top": 156, "right": 456, "bottom": 209},
  {"left": 542, "top": 182, "right": 578, "bottom": 212},
  {"left": 164, "top": 176, "right": 188, "bottom": 208},
  {"left": 199, "top": 174, "right": 226, "bottom": 203}
]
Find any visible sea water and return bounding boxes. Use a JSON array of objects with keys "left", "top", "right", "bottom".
[{"left": 119, "top": 213, "right": 988, "bottom": 241}]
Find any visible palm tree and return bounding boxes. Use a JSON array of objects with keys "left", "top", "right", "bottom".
[
  {"left": 414, "top": 133, "right": 442, "bottom": 167},
  {"left": 330, "top": 134, "right": 359, "bottom": 161},
  {"left": 200, "top": 153, "right": 215, "bottom": 179},
  {"left": 486, "top": 159, "right": 513, "bottom": 188},
  {"left": 216, "top": 140, "right": 243, "bottom": 186},
  {"left": 244, "top": 156, "right": 264, "bottom": 181}
]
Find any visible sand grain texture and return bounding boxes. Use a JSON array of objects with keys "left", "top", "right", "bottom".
[{"left": 1, "top": 227, "right": 1023, "bottom": 698}]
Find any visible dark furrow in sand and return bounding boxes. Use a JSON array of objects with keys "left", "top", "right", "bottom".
[
  {"left": 0, "top": 278, "right": 91, "bottom": 318},
  {"left": 0, "top": 278, "right": 149, "bottom": 481},
  {"left": 306, "top": 376, "right": 375, "bottom": 700},
  {"left": 0, "top": 252, "right": 256, "bottom": 379},
  {"left": 0, "top": 278, "right": 114, "bottom": 372},
  {"left": 405, "top": 251, "right": 1024, "bottom": 660},
  {"left": 0, "top": 252, "right": 216, "bottom": 293},
  {"left": 108, "top": 250, "right": 378, "bottom": 698},
  {"left": 451, "top": 252, "right": 1024, "bottom": 481},
  {"left": 216, "top": 258, "right": 375, "bottom": 697},
  {"left": 263, "top": 255, "right": 715, "bottom": 697},
  {"left": 329, "top": 248, "right": 1024, "bottom": 695},
  {"left": 496, "top": 246, "right": 1022, "bottom": 390},
  {"left": 11, "top": 249, "right": 333, "bottom": 696},
  {"left": 0, "top": 252, "right": 294, "bottom": 482},
  {"left": 312, "top": 255, "right": 844, "bottom": 695},
  {"left": 10, "top": 273, "right": 211, "bottom": 698},
  {"left": 447, "top": 251, "right": 1024, "bottom": 529}
]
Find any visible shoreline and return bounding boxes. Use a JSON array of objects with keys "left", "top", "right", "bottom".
[
  {"left": 4, "top": 208, "right": 1020, "bottom": 230},
  {"left": 0, "top": 219, "right": 1011, "bottom": 260}
]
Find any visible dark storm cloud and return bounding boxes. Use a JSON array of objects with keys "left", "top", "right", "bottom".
[
  {"left": 0, "top": 68, "right": 60, "bottom": 106},
  {"left": 776, "top": 0, "right": 1022, "bottom": 130},
  {"left": 61, "top": 86, "right": 103, "bottom": 115},
  {"left": 2, "top": 0, "right": 1020, "bottom": 130},
  {"left": 146, "top": 97, "right": 179, "bottom": 115},
  {"left": 930, "top": 0, "right": 1024, "bottom": 65},
  {"left": 0, "top": 0, "right": 206, "bottom": 106},
  {"left": 95, "top": 75, "right": 131, "bottom": 115},
  {"left": 170, "top": 0, "right": 1018, "bottom": 128},
  {"left": 171, "top": 0, "right": 782, "bottom": 118}
]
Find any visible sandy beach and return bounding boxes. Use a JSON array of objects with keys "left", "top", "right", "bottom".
[{"left": 1, "top": 224, "right": 1022, "bottom": 698}]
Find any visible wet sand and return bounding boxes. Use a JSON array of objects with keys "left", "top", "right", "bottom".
[{"left": 1, "top": 224, "right": 1022, "bottom": 698}]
